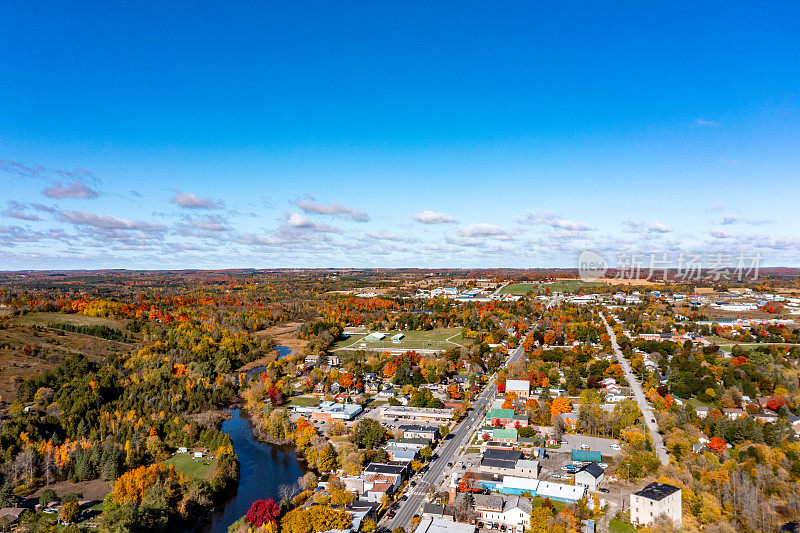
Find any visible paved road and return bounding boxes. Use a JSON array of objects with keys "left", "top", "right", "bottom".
[
  {"left": 600, "top": 313, "right": 668, "bottom": 466},
  {"left": 385, "top": 339, "right": 528, "bottom": 530}
]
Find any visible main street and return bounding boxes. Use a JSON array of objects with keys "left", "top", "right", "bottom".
[
  {"left": 385, "top": 338, "right": 528, "bottom": 531},
  {"left": 600, "top": 313, "right": 668, "bottom": 465}
]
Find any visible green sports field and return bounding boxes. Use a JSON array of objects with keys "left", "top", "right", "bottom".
[
  {"left": 501, "top": 280, "right": 603, "bottom": 295},
  {"left": 331, "top": 328, "right": 466, "bottom": 351},
  {"left": 10, "top": 312, "right": 126, "bottom": 330}
]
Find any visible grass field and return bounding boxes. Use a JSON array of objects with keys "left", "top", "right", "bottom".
[
  {"left": 11, "top": 312, "right": 125, "bottom": 330},
  {"left": 501, "top": 280, "right": 602, "bottom": 295},
  {"left": 609, "top": 518, "right": 635, "bottom": 533},
  {"left": 332, "top": 328, "right": 466, "bottom": 351},
  {"left": 165, "top": 454, "right": 217, "bottom": 480},
  {"left": 288, "top": 396, "right": 319, "bottom": 407}
]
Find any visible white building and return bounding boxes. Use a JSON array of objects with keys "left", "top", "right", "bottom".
[
  {"left": 505, "top": 379, "right": 531, "bottom": 398},
  {"left": 472, "top": 494, "right": 532, "bottom": 532},
  {"left": 630, "top": 482, "right": 682, "bottom": 527},
  {"left": 574, "top": 462, "right": 604, "bottom": 490},
  {"left": 414, "top": 518, "right": 474, "bottom": 533}
]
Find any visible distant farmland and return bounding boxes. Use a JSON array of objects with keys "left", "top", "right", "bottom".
[{"left": 10, "top": 312, "right": 126, "bottom": 330}]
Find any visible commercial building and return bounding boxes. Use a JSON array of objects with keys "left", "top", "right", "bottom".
[
  {"left": 630, "top": 482, "right": 682, "bottom": 527},
  {"left": 382, "top": 406, "right": 454, "bottom": 423},
  {"left": 295, "top": 400, "right": 363, "bottom": 421},
  {"left": 414, "top": 518, "right": 475, "bottom": 533},
  {"left": 478, "top": 476, "right": 586, "bottom": 503},
  {"left": 397, "top": 425, "right": 439, "bottom": 440}
]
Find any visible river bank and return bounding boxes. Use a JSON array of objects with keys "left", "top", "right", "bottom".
[{"left": 199, "top": 408, "right": 305, "bottom": 533}]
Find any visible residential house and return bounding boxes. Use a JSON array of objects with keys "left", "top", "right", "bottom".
[
  {"left": 491, "top": 428, "right": 518, "bottom": 443},
  {"left": 575, "top": 462, "right": 605, "bottom": 490},
  {"left": 505, "top": 380, "right": 531, "bottom": 398},
  {"left": 695, "top": 406, "right": 709, "bottom": 419},
  {"left": 723, "top": 408, "right": 747, "bottom": 420},
  {"left": 472, "top": 494, "right": 532, "bottom": 532},
  {"left": 397, "top": 425, "right": 439, "bottom": 441},
  {"left": 421, "top": 503, "right": 455, "bottom": 522}
]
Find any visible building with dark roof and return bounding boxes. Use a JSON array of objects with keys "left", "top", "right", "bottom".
[
  {"left": 575, "top": 462, "right": 605, "bottom": 490},
  {"left": 631, "top": 482, "right": 682, "bottom": 527}
]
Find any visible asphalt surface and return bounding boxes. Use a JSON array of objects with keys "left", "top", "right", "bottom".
[
  {"left": 600, "top": 313, "right": 668, "bottom": 466},
  {"left": 385, "top": 338, "right": 528, "bottom": 530}
]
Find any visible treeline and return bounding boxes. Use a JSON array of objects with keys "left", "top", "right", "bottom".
[{"left": 48, "top": 322, "right": 132, "bottom": 342}]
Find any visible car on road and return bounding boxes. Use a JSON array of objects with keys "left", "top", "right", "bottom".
[
  {"left": 599, "top": 488, "right": 610, "bottom": 493},
  {"left": 401, "top": 495, "right": 407, "bottom": 501},
  {"left": 598, "top": 462, "right": 608, "bottom": 468},
  {"left": 550, "top": 473, "right": 562, "bottom": 479},
  {"left": 467, "top": 461, "right": 472, "bottom": 467},
  {"left": 580, "top": 444, "right": 591, "bottom": 450},
  {"left": 610, "top": 443, "right": 621, "bottom": 450}
]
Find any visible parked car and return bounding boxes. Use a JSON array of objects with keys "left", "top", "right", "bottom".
[
  {"left": 599, "top": 488, "right": 610, "bottom": 493},
  {"left": 580, "top": 444, "right": 591, "bottom": 450},
  {"left": 610, "top": 443, "right": 621, "bottom": 450},
  {"left": 550, "top": 473, "right": 562, "bottom": 479},
  {"left": 598, "top": 462, "right": 608, "bottom": 468}
]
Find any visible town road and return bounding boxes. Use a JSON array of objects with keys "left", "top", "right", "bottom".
[
  {"left": 386, "top": 338, "right": 528, "bottom": 530},
  {"left": 600, "top": 313, "right": 668, "bottom": 466}
]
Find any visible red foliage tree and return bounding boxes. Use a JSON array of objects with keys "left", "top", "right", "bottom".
[
  {"left": 245, "top": 498, "right": 280, "bottom": 527},
  {"left": 707, "top": 437, "right": 726, "bottom": 453}
]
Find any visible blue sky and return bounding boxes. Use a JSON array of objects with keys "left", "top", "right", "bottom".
[{"left": 1, "top": 2, "right": 799, "bottom": 269}]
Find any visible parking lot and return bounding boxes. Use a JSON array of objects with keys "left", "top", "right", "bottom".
[{"left": 555, "top": 434, "right": 621, "bottom": 457}]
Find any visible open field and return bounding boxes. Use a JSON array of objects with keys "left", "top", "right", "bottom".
[
  {"left": 501, "top": 280, "right": 603, "bottom": 295},
  {"left": 331, "top": 328, "right": 466, "bottom": 351},
  {"left": 165, "top": 453, "right": 217, "bottom": 480},
  {"left": 288, "top": 396, "right": 318, "bottom": 407},
  {"left": 253, "top": 321, "right": 308, "bottom": 354},
  {"left": 10, "top": 312, "right": 126, "bottom": 330}
]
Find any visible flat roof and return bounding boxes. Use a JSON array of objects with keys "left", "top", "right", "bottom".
[{"left": 633, "top": 482, "right": 681, "bottom": 501}]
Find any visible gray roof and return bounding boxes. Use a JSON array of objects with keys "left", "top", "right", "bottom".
[
  {"left": 422, "top": 503, "right": 455, "bottom": 517},
  {"left": 483, "top": 448, "right": 523, "bottom": 461},
  {"left": 480, "top": 457, "right": 517, "bottom": 470},
  {"left": 577, "top": 462, "right": 604, "bottom": 479},
  {"left": 472, "top": 493, "right": 504, "bottom": 511},
  {"left": 634, "top": 482, "right": 680, "bottom": 501},
  {"left": 364, "top": 463, "right": 406, "bottom": 475}
]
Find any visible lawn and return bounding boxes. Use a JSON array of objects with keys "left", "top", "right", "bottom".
[
  {"left": 165, "top": 453, "right": 217, "bottom": 480},
  {"left": 500, "top": 280, "right": 602, "bottom": 295},
  {"left": 11, "top": 312, "right": 126, "bottom": 330},
  {"left": 331, "top": 328, "right": 466, "bottom": 351},
  {"left": 500, "top": 283, "right": 541, "bottom": 295},
  {"left": 609, "top": 518, "right": 635, "bottom": 533},
  {"left": 288, "top": 396, "right": 319, "bottom": 407}
]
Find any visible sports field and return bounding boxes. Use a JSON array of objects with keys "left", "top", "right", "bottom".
[
  {"left": 332, "top": 328, "right": 466, "bottom": 351},
  {"left": 501, "top": 280, "right": 603, "bottom": 295}
]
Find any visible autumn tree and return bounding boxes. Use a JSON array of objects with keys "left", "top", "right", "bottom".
[{"left": 245, "top": 498, "right": 280, "bottom": 527}]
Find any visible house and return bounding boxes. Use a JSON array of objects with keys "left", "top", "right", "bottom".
[
  {"left": 515, "top": 459, "right": 540, "bottom": 479},
  {"left": 575, "top": 462, "right": 605, "bottom": 490},
  {"left": 695, "top": 406, "right": 709, "bottom": 419},
  {"left": 472, "top": 494, "right": 532, "bottom": 532},
  {"left": 414, "top": 518, "right": 475, "bottom": 533},
  {"left": 192, "top": 447, "right": 206, "bottom": 458},
  {"left": 723, "top": 408, "right": 747, "bottom": 420},
  {"left": 0, "top": 507, "right": 26, "bottom": 528},
  {"left": 177, "top": 446, "right": 188, "bottom": 454},
  {"left": 314, "top": 382, "right": 326, "bottom": 394},
  {"left": 487, "top": 408, "right": 516, "bottom": 427},
  {"left": 755, "top": 412, "right": 779, "bottom": 424},
  {"left": 304, "top": 355, "right": 319, "bottom": 367},
  {"left": 421, "top": 503, "right": 455, "bottom": 521},
  {"left": 505, "top": 380, "right": 531, "bottom": 398},
  {"left": 328, "top": 355, "right": 341, "bottom": 366},
  {"left": 491, "top": 428, "right": 518, "bottom": 443},
  {"left": 630, "top": 482, "right": 682, "bottom": 527},
  {"left": 383, "top": 444, "right": 417, "bottom": 462},
  {"left": 363, "top": 372, "right": 377, "bottom": 382}
]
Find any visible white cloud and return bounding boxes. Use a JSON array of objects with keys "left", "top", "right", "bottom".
[
  {"left": 412, "top": 210, "right": 458, "bottom": 224},
  {"left": 285, "top": 212, "right": 341, "bottom": 233},
  {"left": 516, "top": 211, "right": 595, "bottom": 231},
  {"left": 58, "top": 210, "right": 166, "bottom": 232},
  {"left": 696, "top": 118, "right": 719, "bottom": 127},
  {"left": 170, "top": 192, "right": 224, "bottom": 210},
  {"left": 721, "top": 215, "right": 772, "bottom": 226},
  {"left": 43, "top": 181, "right": 99, "bottom": 199},
  {"left": 648, "top": 221, "right": 673, "bottom": 233},
  {"left": 458, "top": 223, "right": 513, "bottom": 240},
  {"left": 295, "top": 197, "right": 369, "bottom": 222}
]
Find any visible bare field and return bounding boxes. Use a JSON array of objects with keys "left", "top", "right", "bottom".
[
  {"left": 10, "top": 311, "right": 127, "bottom": 330},
  {"left": 254, "top": 321, "right": 308, "bottom": 354}
]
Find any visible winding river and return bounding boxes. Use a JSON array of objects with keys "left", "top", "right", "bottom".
[{"left": 202, "top": 347, "right": 303, "bottom": 533}]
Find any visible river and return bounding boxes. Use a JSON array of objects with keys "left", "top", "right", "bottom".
[{"left": 201, "top": 345, "right": 302, "bottom": 533}]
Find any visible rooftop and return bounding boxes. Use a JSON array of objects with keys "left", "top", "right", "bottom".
[{"left": 633, "top": 482, "right": 681, "bottom": 501}]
